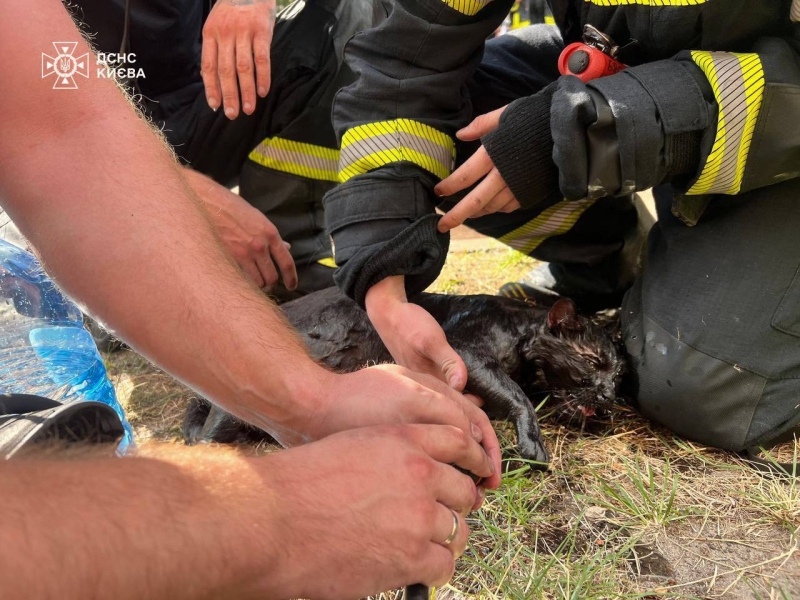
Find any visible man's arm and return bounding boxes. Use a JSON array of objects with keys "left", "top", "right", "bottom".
[
  {"left": 1, "top": 426, "right": 490, "bottom": 598},
  {"left": 0, "top": 0, "right": 501, "bottom": 482}
]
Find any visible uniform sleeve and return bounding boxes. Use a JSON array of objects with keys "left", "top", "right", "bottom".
[
  {"left": 324, "top": 0, "right": 513, "bottom": 306},
  {"left": 692, "top": 18, "right": 800, "bottom": 195},
  {"left": 548, "top": 11, "right": 800, "bottom": 209}
]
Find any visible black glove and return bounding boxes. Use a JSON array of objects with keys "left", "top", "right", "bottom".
[
  {"left": 551, "top": 57, "right": 715, "bottom": 201},
  {"left": 481, "top": 82, "right": 561, "bottom": 209}
]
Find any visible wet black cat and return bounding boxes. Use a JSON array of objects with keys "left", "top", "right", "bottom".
[{"left": 183, "top": 287, "right": 624, "bottom": 464}]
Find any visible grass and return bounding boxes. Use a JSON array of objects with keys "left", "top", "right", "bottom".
[{"left": 104, "top": 242, "right": 800, "bottom": 600}]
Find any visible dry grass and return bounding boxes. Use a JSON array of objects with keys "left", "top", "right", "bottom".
[{"left": 104, "top": 243, "right": 800, "bottom": 600}]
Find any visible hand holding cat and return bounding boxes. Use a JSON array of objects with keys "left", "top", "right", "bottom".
[
  {"left": 257, "top": 424, "right": 488, "bottom": 598},
  {"left": 436, "top": 105, "right": 521, "bottom": 233},
  {"left": 309, "top": 364, "right": 502, "bottom": 490}
]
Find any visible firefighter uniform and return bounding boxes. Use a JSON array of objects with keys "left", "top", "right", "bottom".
[
  {"left": 69, "top": 0, "right": 375, "bottom": 291},
  {"left": 324, "top": 0, "right": 800, "bottom": 452}
]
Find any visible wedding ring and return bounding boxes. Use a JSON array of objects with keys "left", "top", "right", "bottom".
[{"left": 442, "top": 509, "right": 460, "bottom": 547}]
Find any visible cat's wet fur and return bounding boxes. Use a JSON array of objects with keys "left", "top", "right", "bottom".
[{"left": 183, "top": 287, "right": 625, "bottom": 467}]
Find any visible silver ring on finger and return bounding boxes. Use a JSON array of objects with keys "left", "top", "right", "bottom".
[{"left": 442, "top": 509, "right": 460, "bottom": 547}]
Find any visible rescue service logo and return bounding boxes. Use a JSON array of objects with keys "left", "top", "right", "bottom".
[
  {"left": 42, "top": 42, "right": 89, "bottom": 89},
  {"left": 42, "top": 42, "right": 146, "bottom": 90}
]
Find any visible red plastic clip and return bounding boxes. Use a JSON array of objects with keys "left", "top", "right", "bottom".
[{"left": 558, "top": 25, "right": 627, "bottom": 83}]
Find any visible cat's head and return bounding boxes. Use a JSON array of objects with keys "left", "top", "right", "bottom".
[{"left": 525, "top": 299, "right": 625, "bottom": 419}]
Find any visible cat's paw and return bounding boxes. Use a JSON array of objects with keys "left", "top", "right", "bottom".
[{"left": 517, "top": 437, "right": 550, "bottom": 470}]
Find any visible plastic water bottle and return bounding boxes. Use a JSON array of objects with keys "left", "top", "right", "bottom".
[{"left": 0, "top": 238, "right": 134, "bottom": 453}]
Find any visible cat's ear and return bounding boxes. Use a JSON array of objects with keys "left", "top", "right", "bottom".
[{"left": 547, "top": 298, "right": 583, "bottom": 333}]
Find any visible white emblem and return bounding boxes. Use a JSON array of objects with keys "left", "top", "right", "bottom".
[{"left": 42, "top": 42, "right": 89, "bottom": 89}]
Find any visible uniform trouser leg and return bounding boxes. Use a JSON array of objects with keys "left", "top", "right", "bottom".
[
  {"left": 439, "top": 25, "right": 641, "bottom": 296},
  {"left": 236, "top": 0, "right": 385, "bottom": 272},
  {"left": 622, "top": 180, "right": 800, "bottom": 451}
]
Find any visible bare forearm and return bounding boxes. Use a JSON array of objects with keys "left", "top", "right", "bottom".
[
  {"left": 0, "top": 447, "right": 279, "bottom": 599},
  {"left": 0, "top": 0, "right": 330, "bottom": 442}
]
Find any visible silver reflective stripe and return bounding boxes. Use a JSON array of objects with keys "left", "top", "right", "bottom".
[
  {"left": 687, "top": 51, "right": 765, "bottom": 196},
  {"left": 248, "top": 137, "right": 339, "bottom": 182},
  {"left": 499, "top": 199, "right": 595, "bottom": 255},
  {"left": 792, "top": 0, "right": 800, "bottom": 22},
  {"left": 339, "top": 132, "right": 454, "bottom": 180},
  {"left": 338, "top": 119, "right": 456, "bottom": 182}
]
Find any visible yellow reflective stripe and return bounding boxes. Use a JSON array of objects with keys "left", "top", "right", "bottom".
[
  {"left": 442, "top": 0, "right": 493, "bottom": 16},
  {"left": 736, "top": 55, "right": 766, "bottom": 190},
  {"left": 510, "top": 14, "right": 531, "bottom": 29},
  {"left": 585, "top": 0, "right": 707, "bottom": 5},
  {"left": 339, "top": 119, "right": 456, "bottom": 183},
  {"left": 687, "top": 51, "right": 765, "bottom": 196},
  {"left": 342, "top": 119, "right": 452, "bottom": 148},
  {"left": 249, "top": 137, "right": 339, "bottom": 182},
  {"left": 544, "top": 15, "right": 556, "bottom": 24},
  {"left": 499, "top": 199, "right": 595, "bottom": 255},
  {"left": 317, "top": 257, "right": 337, "bottom": 268}
]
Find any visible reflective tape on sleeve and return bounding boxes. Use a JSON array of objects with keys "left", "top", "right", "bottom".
[
  {"left": 249, "top": 137, "right": 340, "bottom": 182},
  {"left": 339, "top": 119, "right": 456, "bottom": 183},
  {"left": 687, "top": 51, "right": 765, "bottom": 196},
  {"left": 584, "top": 0, "right": 708, "bottom": 6},
  {"left": 499, "top": 199, "right": 595, "bottom": 255},
  {"left": 441, "top": 0, "right": 494, "bottom": 16}
]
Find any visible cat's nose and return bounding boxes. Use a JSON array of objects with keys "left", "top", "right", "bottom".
[{"left": 600, "top": 384, "right": 616, "bottom": 401}]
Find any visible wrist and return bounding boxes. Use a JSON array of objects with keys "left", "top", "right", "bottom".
[
  {"left": 365, "top": 275, "right": 407, "bottom": 327},
  {"left": 231, "top": 354, "right": 336, "bottom": 446}
]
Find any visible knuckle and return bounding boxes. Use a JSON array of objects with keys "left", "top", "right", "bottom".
[
  {"left": 217, "top": 64, "right": 235, "bottom": 78},
  {"left": 405, "top": 454, "right": 434, "bottom": 482},
  {"left": 254, "top": 52, "right": 269, "bottom": 64},
  {"left": 251, "top": 239, "right": 267, "bottom": 254},
  {"left": 469, "top": 195, "right": 485, "bottom": 209},
  {"left": 200, "top": 59, "right": 216, "bottom": 73},
  {"left": 236, "top": 58, "right": 253, "bottom": 74},
  {"left": 448, "top": 425, "right": 470, "bottom": 452}
]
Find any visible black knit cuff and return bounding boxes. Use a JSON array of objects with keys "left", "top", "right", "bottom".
[
  {"left": 334, "top": 214, "right": 450, "bottom": 308},
  {"left": 482, "top": 82, "right": 559, "bottom": 209}
]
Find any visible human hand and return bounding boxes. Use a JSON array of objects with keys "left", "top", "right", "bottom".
[
  {"left": 201, "top": 0, "right": 276, "bottom": 119},
  {"left": 260, "top": 424, "right": 490, "bottom": 598},
  {"left": 188, "top": 170, "right": 297, "bottom": 289},
  {"left": 435, "top": 105, "right": 521, "bottom": 233},
  {"left": 365, "top": 276, "right": 468, "bottom": 390},
  {"left": 309, "top": 364, "right": 502, "bottom": 490}
]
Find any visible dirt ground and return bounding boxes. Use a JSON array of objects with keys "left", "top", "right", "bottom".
[{"left": 105, "top": 227, "right": 800, "bottom": 600}]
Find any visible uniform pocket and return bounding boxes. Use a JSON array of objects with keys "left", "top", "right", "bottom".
[{"left": 772, "top": 263, "right": 800, "bottom": 338}]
